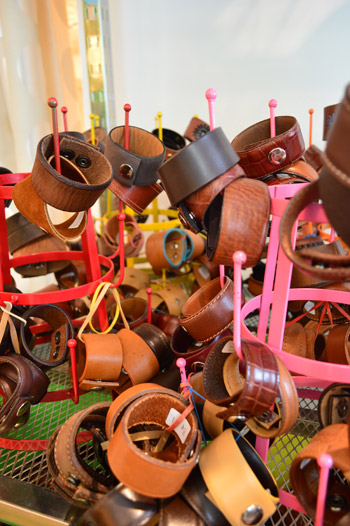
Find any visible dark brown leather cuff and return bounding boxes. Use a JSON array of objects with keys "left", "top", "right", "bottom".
[
  {"left": 231, "top": 116, "right": 305, "bottom": 179},
  {"left": 105, "top": 126, "right": 165, "bottom": 187},
  {"left": 132, "top": 323, "right": 173, "bottom": 371},
  {"left": 20, "top": 304, "right": 74, "bottom": 369},
  {"left": 0, "top": 354, "right": 50, "bottom": 435},
  {"left": 158, "top": 127, "right": 240, "bottom": 206}
]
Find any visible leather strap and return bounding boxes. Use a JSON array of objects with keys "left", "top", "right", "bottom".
[
  {"left": 279, "top": 181, "right": 350, "bottom": 280},
  {"left": 318, "top": 85, "right": 350, "bottom": 246},
  {"left": 48, "top": 402, "right": 114, "bottom": 507},
  {"left": 324, "top": 324, "right": 350, "bottom": 364},
  {"left": 202, "top": 338, "right": 279, "bottom": 420},
  {"left": 103, "top": 213, "right": 144, "bottom": 258},
  {"left": 304, "top": 145, "right": 324, "bottom": 173},
  {"left": 159, "top": 495, "right": 205, "bottom": 526},
  {"left": 0, "top": 354, "right": 50, "bottom": 434},
  {"left": 231, "top": 116, "right": 305, "bottom": 179},
  {"left": 106, "top": 389, "right": 201, "bottom": 498},
  {"left": 136, "top": 284, "right": 188, "bottom": 316},
  {"left": 205, "top": 177, "right": 270, "bottom": 267},
  {"left": 259, "top": 158, "right": 318, "bottom": 185},
  {"left": 145, "top": 229, "right": 205, "bottom": 275},
  {"left": 179, "top": 277, "right": 234, "bottom": 343},
  {"left": 289, "top": 423, "right": 350, "bottom": 526},
  {"left": 184, "top": 117, "right": 210, "bottom": 142},
  {"left": 75, "top": 333, "right": 123, "bottom": 390},
  {"left": 246, "top": 356, "right": 299, "bottom": 438},
  {"left": 158, "top": 127, "right": 240, "bottom": 206},
  {"left": 179, "top": 164, "right": 245, "bottom": 234},
  {"left": 20, "top": 304, "right": 74, "bottom": 369},
  {"left": 318, "top": 383, "right": 350, "bottom": 428},
  {"left": 105, "top": 125, "right": 165, "bottom": 187},
  {"left": 192, "top": 254, "right": 220, "bottom": 287},
  {"left": 323, "top": 103, "right": 339, "bottom": 140},
  {"left": 108, "top": 178, "right": 163, "bottom": 215},
  {"left": 199, "top": 428, "right": 279, "bottom": 525},
  {"left": 132, "top": 322, "right": 173, "bottom": 371},
  {"left": 114, "top": 329, "right": 160, "bottom": 393},
  {"left": 77, "top": 483, "right": 158, "bottom": 526}
]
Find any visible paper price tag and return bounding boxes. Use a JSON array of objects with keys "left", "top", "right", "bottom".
[
  {"left": 198, "top": 265, "right": 210, "bottom": 280},
  {"left": 165, "top": 408, "right": 190, "bottom": 444}
]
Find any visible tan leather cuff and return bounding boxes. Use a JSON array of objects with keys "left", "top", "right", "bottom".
[
  {"left": 199, "top": 429, "right": 279, "bottom": 525},
  {"left": 136, "top": 284, "right": 188, "bottom": 316},
  {"left": 115, "top": 268, "right": 150, "bottom": 296}
]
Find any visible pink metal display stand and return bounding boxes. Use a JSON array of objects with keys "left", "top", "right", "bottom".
[{"left": 232, "top": 182, "right": 350, "bottom": 525}]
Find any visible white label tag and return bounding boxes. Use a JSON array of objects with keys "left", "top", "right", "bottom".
[
  {"left": 198, "top": 265, "right": 210, "bottom": 280},
  {"left": 165, "top": 408, "right": 190, "bottom": 444}
]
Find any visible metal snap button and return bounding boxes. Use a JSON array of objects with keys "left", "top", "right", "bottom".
[
  {"left": 76, "top": 155, "right": 91, "bottom": 168},
  {"left": 52, "top": 345, "right": 60, "bottom": 359},
  {"left": 120, "top": 164, "right": 133, "bottom": 178},
  {"left": 326, "top": 494, "right": 348, "bottom": 512},
  {"left": 241, "top": 505, "right": 264, "bottom": 524},
  {"left": 60, "top": 149, "right": 75, "bottom": 160},
  {"left": 55, "top": 332, "right": 61, "bottom": 345},
  {"left": 268, "top": 147, "right": 287, "bottom": 165}
]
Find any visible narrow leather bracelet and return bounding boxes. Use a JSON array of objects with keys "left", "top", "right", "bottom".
[
  {"left": 199, "top": 428, "right": 279, "bottom": 525},
  {"left": 179, "top": 277, "right": 233, "bottom": 343},
  {"left": 318, "top": 85, "right": 350, "bottom": 246},
  {"left": 205, "top": 176, "right": 270, "bottom": 267},
  {"left": 318, "top": 383, "right": 350, "bottom": 427},
  {"left": 20, "top": 304, "right": 74, "bottom": 369},
  {"left": 202, "top": 338, "right": 279, "bottom": 421},
  {"left": 0, "top": 354, "right": 50, "bottom": 435},
  {"left": 105, "top": 126, "right": 165, "bottom": 187},
  {"left": 279, "top": 181, "right": 350, "bottom": 280},
  {"left": 178, "top": 165, "right": 245, "bottom": 234},
  {"left": 114, "top": 329, "right": 160, "bottom": 393},
  {"left": 231, "top": 116, "right": 305, "bottom": 179},
  {"left": 158, "top": 127, "right": 240, "bottom": 206},
  {"left": 289, "top": 423, "right": 350, "bottom": 526},
  {"left": 75, "top": 333, "right": 123, "bottom": 390},
  {"left": 77, "top": 483, "right": 158, "bottom": 526},
  {"left": 48, "top": 402, "right": 114, "bottom": 507},
  {"left": 246, "top": 356, "right": 299, "bottom": 438},
  {"left": 107, "top": 389, "right": 201, "bottom": 498}
]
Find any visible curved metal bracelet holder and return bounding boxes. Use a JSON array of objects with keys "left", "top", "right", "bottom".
[
  {"left": 233, "top": 182, "right": 347, "bottom": 526},
  {"left": 0, "top": 172, "right": 118, "bottom": 450}
]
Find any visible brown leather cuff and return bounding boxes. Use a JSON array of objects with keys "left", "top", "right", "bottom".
[
  {"left": 231, "top": 115, "right": 305, "bottom": 179},
  {"left": 323, "top": 103, "right": 340, "bottom": 140},
  {"left": 0, "top": 354, "right": 50, "bottom": 435},
  {"left": 183, "top": 116, "right": 210, "bottom": 142}
]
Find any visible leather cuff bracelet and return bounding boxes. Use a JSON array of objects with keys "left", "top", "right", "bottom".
[
  {"left": 289, "top": 423, "right": 350, "bottom": 526},
  {"left": 318, "top": 383, "right": 350, "bottom": 427},
  {"left": 0, "top": 354, "right": 50, "bottom": 435},
  {"left": 171, "top": 327, "right": 233, "bottom": 368},
  {"left": 199, "top": 428, "right": 279, "bottom": 525},
  {"left": 20, "top": 304, "right": 74, "bottom": 369},
  {"left": 184, "top": 117, "right": 210, "bottom": 142},
  {"left": 152, "top": 127, "right": 186, "bottom": 160},
  {"left": 13, "top": 134, "right": 112, "bottom": 240},
  {"left": 231, "top": 116, "right": 305, "bottom": 179},
  {"left": 259, "top": 158, "right": 318, "bottom": 186},
  {"left": 324, "top": 324, "right": 350, "bottom": 364},
  {"left": 105, "top": 125, "right": 165, "bottom": 187},
  {"left": 75, "top": 333, "right": 123, "bottom": 390},
  {"left": 158, "top": 127, "right": 240, "bottom": 206},
  {"left": 202, "top": 338, "right": 279, "bottom": 421},
  {"left": 178, "top": 164, "right": 244, "bottom": 234},
  {"left": 136, "top": 284, "right": 188, "bottom": 316},
  {"left": 304, "top": 145, "right": 324, "bottom": 173},
  {"left": 205, "top": 177, "right": 270, "bottom": 268},
  {"left": 111, "top": 297, "right": 148, "bottom": 330},
  {"left": 107, "top": 388, "right": 201, "bottom": 498},
  {"left": 108, "top": 179, "right": 163, "bottom": 215},
  {"left": 318, "top": 84, "right": 350, "bottom": 246},
  {"left": 103, "top": 213, "right": 144, "bottom": 258},
  {"left": 145, "top": 228, "right": 205, "bottom": 275},
  {"left": 7, "top": 212, "right": 69, "bottom": 277},
  {"left": 179, "top": 276, "right": 234, "bottom": 343},
  {"left": 116, "top": 268, "right": 150, "bottom": 297},
  {"left": 114, "top": 329, "right": 160, "bottom": 393},
  {"left": 279, "top": 181, "right": 350, "bottom": 280},
  {"left": 47, "top": 402, "right": 114, "bottom": 507},
  {"left": 133, "top": 323, "right": 173, "bottom": 371}
]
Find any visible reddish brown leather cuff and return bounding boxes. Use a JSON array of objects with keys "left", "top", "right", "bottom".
[
  {"left": 179, "top": 277, "right": 234, "bottom": 343},
  {"left": 158, "top": 127, "right": 240, "bottom": 206},
  {"left": 231, "top": 116, "right": 305, "bottom": 179},
  {"left": 184, "top": 117, "right": 210, "bottom": 142},
  {"left": 0, "top": 354, "right": 50, "bottom": 435}
]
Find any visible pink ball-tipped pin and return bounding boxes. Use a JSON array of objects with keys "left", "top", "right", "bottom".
[{"left": 268, "top": 99, "right": 277, "bottom": 138}]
